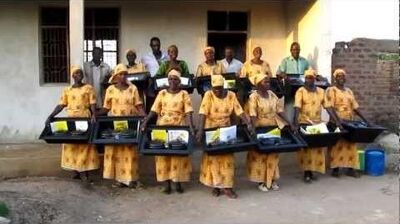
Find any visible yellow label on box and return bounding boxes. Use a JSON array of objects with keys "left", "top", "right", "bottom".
[
  {"left": 53, "top": 121, "right": 68, "bottom": 132},
  {"left": 151, "top": 129, "right": 168, "bottom": 143},
  {"left": 266, "top": 128, "right": 281, "bottom": 137},
  {"left": 212, "top": 128, "right": 220, "bottom": 141},
  {"left": 113, "top": 120, "right": 129, "bottom": 131}
]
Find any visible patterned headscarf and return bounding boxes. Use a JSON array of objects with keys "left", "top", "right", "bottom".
[
  {"left": 109, "top": 63, "right": 128, "bottom": 84},
  {"left": 304, "top": 69, "right": 317, "bottom": 78},
  {"left": 125, "top": 49, "right": 136, "bottom": 55},
  {"left": 254, "top": 73, "right": 268, "bottom": 86},
  {"left": 211, "top": 74, "right": 224, "bottom": 87},
  {"left": 333, "top": 68, "right": 346, "bottom": 78},
  {"left": 167, "top": 68, "right": 181, "bottom": 79},
  {"left": 70, "top": 65, "right": 82, "bottom": 77},
  {"left": 203, "top": 46, "right": 215, "bottom": 54}
]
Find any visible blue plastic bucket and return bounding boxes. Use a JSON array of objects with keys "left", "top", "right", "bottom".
[{"left": 365, "top": 148, "right": 385, "bottom": 176}]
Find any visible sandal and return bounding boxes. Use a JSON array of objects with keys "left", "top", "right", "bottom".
[
  {"left": 270, "top": 182, "right": 280, "bottom": 191},
  {"left": 258, "top": 183, "right": 269, "bottom": 192},
  {"left": 331, "top": 168, "right": 340, "bottom": 178},
  {"left": 212, "top": 188, "right": 221, "bottom": 197},
  {"left": 161, "top": 187, "right": 172, "bottom": 194},
  {"left": 346, "top": 168, "right": 360, "bottom": 178},
  {"left": 112, "top": 182, "right": 128, "bottom": 188},
  {"left": 175, "top": 183, "right": 184, "bottom": 194},
  {"left": 223, "top": 188, "right": 238, "bottom": 199}
]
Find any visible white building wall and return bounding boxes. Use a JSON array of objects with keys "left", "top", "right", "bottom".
[{"left": 0, "top": 2, "right": 66, "bottom": 143}]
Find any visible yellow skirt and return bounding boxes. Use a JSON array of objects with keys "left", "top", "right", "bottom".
[
  {"left": 103, "top": 145, "right": 139, "bottom": 185},
  {"left": 199, "top": 153, "right": 235, "bottom": 188},
  {"left": 247, "top": 150, "right": 279, "bottom": 188},
  {"left": 155, "top": 156, "right": 192, "bottom": 182},
  {"left": 61, "top": 144, "right": 99, "bottom": 172},
  {"left": 297, "top": 147, "right": 326, "bottom": 173},
  {"left": 330, "top": 139, "right": 359, "bottom": 169}
]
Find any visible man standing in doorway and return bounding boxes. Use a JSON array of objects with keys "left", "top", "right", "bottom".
[
  {"left": 277, "top": 42, "right": 310, "bottom": 122},
  {"left": 277, "top": 42, "right": 309, "bottom": 78},
  {"left": 141, "top": 37, "right": 169, "bottom": 112},
  {"left": 83, "top": 47, "right": 112, "bottom": 108},
  {"left": 220, "top": 46, "right": 243, "bottom": 75},
  {"left": 141, "top": 37, "right": 169, "bottom": 77}
]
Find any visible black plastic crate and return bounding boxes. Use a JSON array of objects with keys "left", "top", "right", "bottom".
[
  {"left": 153, "top": 74, "right": 195, "bottom": 94},
  {"left": 202, "top": 125, "right": 256, "bottom": 154},
  {"left": 255, "top": 126, "right": 307, "bottom": 153},
  {"left": 282, "top": 74, "right": 330, "bottom": 98},
  {"left": 299, "top": 123, "right": 347, "bottom": 148},
  {"left": 139, "top": 125, "right": 194, "bottom": 156},
  {"left": 342, "top": 121, "right": 386, "bottom": 143},
  {"left": 196, "top": 73, "right": 239, "bottom": 96},
  {"left": 39, "top": 117, "right": 92, "bottom": 144},
  {"left": 126, "top": 72, "right": 150, "bottom": 90},
  {"left": 90, "top": 116, "right": 143, "bottom": 145}
]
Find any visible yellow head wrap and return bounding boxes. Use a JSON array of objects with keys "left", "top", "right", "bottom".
[
  {"left": 109, "top": 63, "right": 128, "bottom": 84},
  {"left": 254, "top": 73, "right": 268, "bottom": 86},
  {"left": 167, "top": 68, "right": 181, "bottom": 79},
  {"left": 211, "top": 74, "right": 224, "bottom": 87},
  {"left": 333, "top": 68, "right": 346, "bottom": 78},
  {"left": 204, "top": 46, "right": 215, "bottom": 54},
  {"left": 125, "top": 49, "right": 136, "bottom": 55},
  {"left": 70, "top": 65, "right": 82, "bottom": 77},
  {"left": 304, "top": 69, "right": 317, "bottom": 78}
]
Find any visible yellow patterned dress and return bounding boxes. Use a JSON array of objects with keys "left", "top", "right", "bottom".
[
  {"left": 240, "top": 61, "right": 272, "bottom": 85},
  {"left": 246, "top": 90, "right": 284, "bottom": 188},
  {"left": 151, "top": 89, "right": 194, "bottom": 182},
  {"left": 325, "top": 86, "right": 360, "bottom": 169},
  {"left": 103, "top": 84, "right": 143, "bottom": 184},
  {"left": 59, "top": 84, "right": 100, "bottom": 172},
  {"left": 127, "top": 63, "right": 146, "bottom": 74},
  {"left": 196, "top": 61, "right": 226, "bottom": 77},
  {"left": 294, "top": 86, "right": 327, "bottom": 173},
  {"left": 199, "top": 90, "right": 244, "bottom": 188}
]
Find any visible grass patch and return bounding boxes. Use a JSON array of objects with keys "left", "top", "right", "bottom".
[{"left": 0, "top": 201, "right": 9, "bottom": 217}]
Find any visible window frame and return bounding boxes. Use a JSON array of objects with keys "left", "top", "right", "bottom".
[{"left": 39, "top": 6, "right": 70, "bottom": 86}]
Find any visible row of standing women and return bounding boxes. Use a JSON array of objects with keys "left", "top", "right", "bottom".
[{"left": 47, "top": 45, "right": 368, "bottom": 199}]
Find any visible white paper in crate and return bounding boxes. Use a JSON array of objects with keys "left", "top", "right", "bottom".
[
  {"left": 219, "top": 125, "right": 237, "bottom": 142},
  {"left": 180, "top": 77, "right": 189, "bottom": 85},
  {"left": 301, "top": 123, "right": 329, "bottom": 134},
  {"left": 75, "top": 121, "right": 89, "bottom": 131},
  {"left": 168, "top": 130, "right": 189, "bottom": 144},
  {"left": 156, "top": 78, "right": 169, "bottom": 87}
]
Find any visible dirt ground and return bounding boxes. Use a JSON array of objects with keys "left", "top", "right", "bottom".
[{"left": 0, "top": 171, "right": 398, "bottom": 224}]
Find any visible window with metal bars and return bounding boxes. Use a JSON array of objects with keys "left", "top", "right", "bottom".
[
  {"left": 207, "top": 11, "right": 248, "bottom": 62},
  {"left": 40, "top": 7, "right": 69, "bottom": 84},
  {"left": 84, "top": 8, "right": 120, "bottom": 68}
]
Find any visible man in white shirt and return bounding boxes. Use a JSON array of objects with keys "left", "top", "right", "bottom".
[
  {"left": 141, "top": 37, "right": 169, "bottom": 77},
  {"left": 141, "top": 37, "right": 169, "bottom": 113},
  {"left": 219, "top": 46, "right": 243, "bottom": 74},
  {"left": 83, "top": 47, "right": 111, "bottom": 108}
]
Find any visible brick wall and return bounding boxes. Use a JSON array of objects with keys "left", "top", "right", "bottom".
[{"left": 331, "top": 38, "right": 399, "bottom": 131}]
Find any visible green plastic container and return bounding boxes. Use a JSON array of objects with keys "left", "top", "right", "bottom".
[{"left": 357, "top": 150, "right": 365, "bottom": 171}]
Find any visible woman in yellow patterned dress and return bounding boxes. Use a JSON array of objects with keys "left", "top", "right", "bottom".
[
  {"left": 293, "top": 69, "right": 341, "bottom": 183},
  {"left": 126, "top": 49, "right": 146, "bottom": 74},
  {"left": 246, "top": 73, "right": 295, "bottom": 191},
  {"left": 325, "top": 69, "right": 368, "bottom": 178},
  {"left": 196, "top": 46, "right": 226, "bottom": 77},
  {"left": 98, "top": 63, "right": 146, "bottom": 188},
  {"left": 196, "top": 75, "right": 254, "bottom": 199},
  {"left": 240, "top": 46, "right": 272, "bottom": 85},
  {"left": 46, "top": 66, "right": 99, "bottom": 181},
  {"left": 141, "top": 68, "right": 195, "bottom": 194}
]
